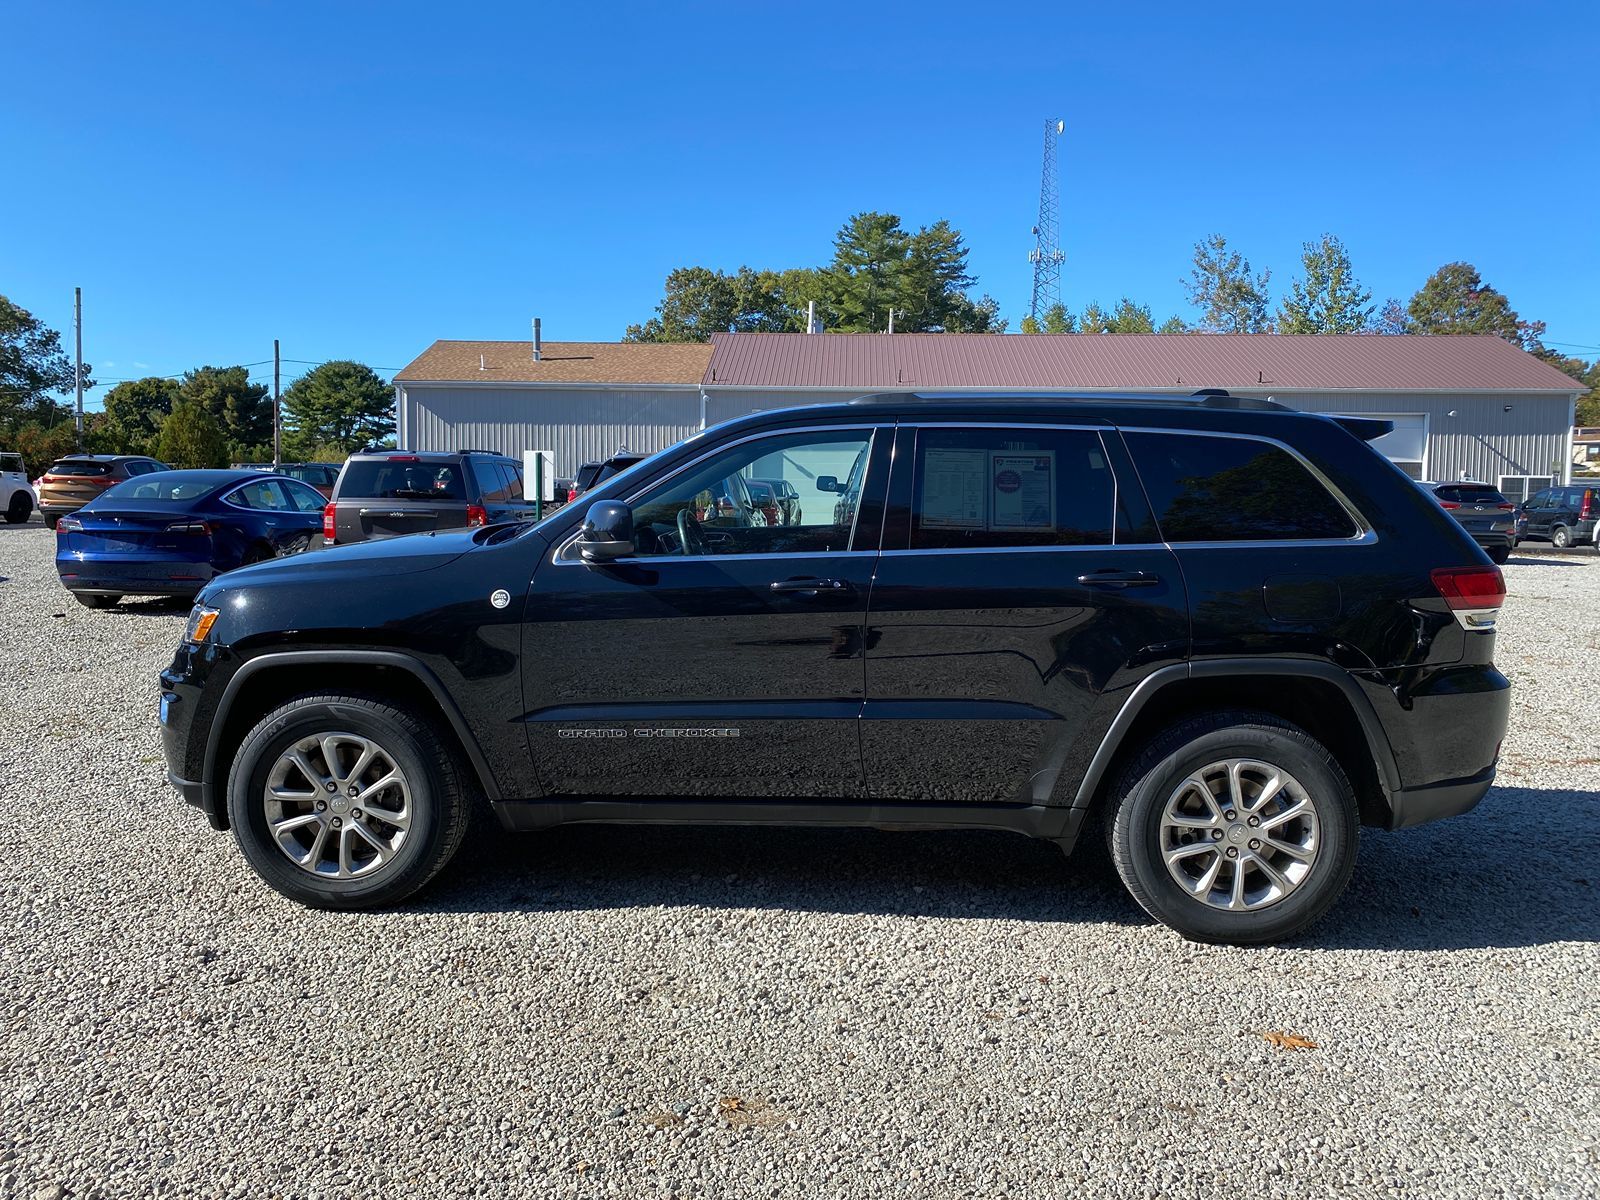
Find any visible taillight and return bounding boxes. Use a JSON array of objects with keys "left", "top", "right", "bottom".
[
  {"left": 56, "top": 516, "right": 83, "bottom": 534},
  {"left": 1581, "top": 491, "right": 1594, "bottom": 520},
  {"left": 466, "top": 504, "right": 488, "bottom": 527},
  {"left": 566, "top": 487, "right": 577, "bottom": 503},
  {"left": 1496, "top": 503, "right": 1515, "bottom": 511},
  {"left": 322, "top": 503, "right": 337, "bottom": 542},
  {"left": 1438, "top": 500, "right": 1461, "bottom": 510},
  {"left": 1431, "top": 565, "right": 1506, "bottom": 631}
]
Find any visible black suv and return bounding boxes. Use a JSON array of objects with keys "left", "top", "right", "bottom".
[
  {"left": 324, "top": 450, "right": 535, "bottom": 545},
  {"left": 159, "top": 393, "right": 1511, "bottom": 944},
  {"left": 1514, "top": 483, "right": 1598, "bottom": 550}
]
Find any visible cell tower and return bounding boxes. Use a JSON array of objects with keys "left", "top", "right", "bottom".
[{"left": 1028, "top": 118, "right": 1067, "bottom": 322}]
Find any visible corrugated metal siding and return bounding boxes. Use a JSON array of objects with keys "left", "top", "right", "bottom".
[{"left": 400, "top": 386, "right": 701, "bottom": 475}]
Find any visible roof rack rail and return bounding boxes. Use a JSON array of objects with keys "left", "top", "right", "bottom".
[
  {"left": 846, "top": 390, "right": 1290, "bottom": 412},
  {"left": 456, "top": 448, "right": 505, "bottom": 456}
]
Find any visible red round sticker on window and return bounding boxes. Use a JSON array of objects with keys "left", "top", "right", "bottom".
[{"left": 995, "top": 469, "right": 1022, "bottom": 493}]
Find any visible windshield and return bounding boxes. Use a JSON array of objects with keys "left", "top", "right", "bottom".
[{"left": 339, "top": 460, "right": 464, "bottom": 500}]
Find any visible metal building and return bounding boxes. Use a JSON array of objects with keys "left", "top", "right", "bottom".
[{"left": 395, "top": 332, "right": 1585, "bottom": 498}]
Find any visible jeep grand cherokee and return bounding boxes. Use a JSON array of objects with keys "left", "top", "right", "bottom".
[{"left": 159, "top": 392, "right": 1510, "bottom": 944}]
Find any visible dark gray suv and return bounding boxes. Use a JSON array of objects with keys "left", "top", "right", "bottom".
[{"left": 324, "top": 451, "right": 536, "bottom": 545}]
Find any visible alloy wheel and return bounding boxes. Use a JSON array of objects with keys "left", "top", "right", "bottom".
[
  {"left": 1158, "top": 758, "right": 1320, "bottom": 911},
  {"left": 263, "top": 732, "right": 412, "bottom": 878}
]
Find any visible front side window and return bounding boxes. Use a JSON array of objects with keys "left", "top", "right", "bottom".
[
  {"left": 909, "top": 427, "right": 1116, "bottom": 550},
  {"left": 1126, "top": 432, "right": 1359, "bottom": 542},
  {"left": 617, "top": 428, "right": 875, "bottom": 557}
]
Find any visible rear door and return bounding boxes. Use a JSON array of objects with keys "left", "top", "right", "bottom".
[
  {"left": 861, "top": 421, "right": 1188, "bottom": 805},
  {"left": 333, "top": 456, "right": 467, "bottom": 542},
  {"left": 522, "top": 423, "right": 889, "bottom": 798}
]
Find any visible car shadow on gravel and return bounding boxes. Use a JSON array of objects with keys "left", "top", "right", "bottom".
[
  {"left": 1506, "top": 554, "right": 1592, "bottom": 567},
  {"left": 427, "top": 823, "right": 1146, "bottom": 929},
  {"left": 423, "top": 785, "right": 1598, "bottom": 951}
]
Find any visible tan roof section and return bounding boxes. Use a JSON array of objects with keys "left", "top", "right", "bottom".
[
  {"left": 705, "top": 332, "right": 1586, "bottom": 394},
  {"left": 395, "top": 340, "right": 712, "bottom": 386}
]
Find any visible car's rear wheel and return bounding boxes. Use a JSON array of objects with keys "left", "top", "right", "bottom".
[
  {"left": 226, "top": 693, "right": 473, "bottom": 908},
  {"left": 1488, "top": 545, "right": 1510, "bottom": 564},
  {"left": 5, "top": 492, "right": 31, "bottom": 524},
  {"left": 1552, "top": 525, "right": 1573, "bottom": 549},
  {"left": 43, "top": 512, "right": 60, "bottom": 530},
  {"left": 73, "top": 593, "right": 120, "bottom": 609},
  {"left": 1106, "top": 710, "right": 1358, "bottom": 945}
]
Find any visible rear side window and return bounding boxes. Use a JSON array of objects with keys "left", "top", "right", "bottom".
[
  {"left": 1126, "top": 432, "right": 1358, "bottom": 542},
  {"left": 338, "top": 459, "right": 464, "bottom": 500},
  {"left": 909, "top": 427, "right": 1115, "bottom": 549}
]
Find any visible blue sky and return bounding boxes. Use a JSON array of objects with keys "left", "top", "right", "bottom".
[{"left": 4, "top": 1, "right": 1596, "bottom": 410}]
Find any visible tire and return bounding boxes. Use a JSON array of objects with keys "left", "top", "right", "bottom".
[
  {"left": 1106, "top": 710, "right": 1359, "bottom": 945},
  {"left": 226, "top": 693, "right": 473, "bottom": 909},
  {"left": 1488, "top": 545, "right": 1510, "bottom": 565},
  {"left": 5, "top": 492, "right": 31, "bottom": 524},
  {"left": 1552, "top": 525, "right": 1573, "bottom": 549},
  {"left": 275, "top": 533, "right": 312, "bottom": 558},
  {"left": 73, "top": 593, "right": 120, "bottom": 609},
  {"left": 44, "top": 512, "right": 60, "bottom": 530}
]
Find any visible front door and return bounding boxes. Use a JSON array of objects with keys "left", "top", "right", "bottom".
[
  {"left": 522, "top": 424, "right": 889, "bottom": 798},
  {"left": 861, "top": 422, "right": 1189, "bottom": 805}
]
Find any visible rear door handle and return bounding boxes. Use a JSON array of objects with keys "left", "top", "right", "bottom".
[
  {"left": 770, "top": 578, "right": 856, "bottom": 599},
  {"left": 1077, "top": 570, "right": 1160, "bottom": 588}
]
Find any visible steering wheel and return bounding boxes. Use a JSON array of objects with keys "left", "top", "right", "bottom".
[{"left": 675, "top": 507, "right": 707, "bottom": 556}]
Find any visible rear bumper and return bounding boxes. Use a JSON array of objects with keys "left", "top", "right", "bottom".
[
  {"left": 1386, "top": 764, "right": 1496, "bottom": 829},
  {"left": 58, "top": 559, "right": 215, "bottom": 596},
  {"left": 1468, "top": 531, "right": 1512, "bottom": 551}
]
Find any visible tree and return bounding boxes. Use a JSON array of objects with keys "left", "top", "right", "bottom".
[
  {"left": 899, "top": 220, "right": 980, "bottom": 331},
  {"left": 827, "top": 211, "right": 910, "bottom": 333},
  {"left": 1157, "top": 315, "right": 1188, "bottom": 334},
  {"left": 0, "top": 294, "right": 90, "bottom": 435},
  {"left": 624, "top": 266, "right": 796, "bottom": 342},
  {"left": 281, "top": 360, "right": 394, "bottom": 456},
  {"left": 177, "top": 365, "right": 271, "bottom": 455},
  {"left": 1077, "top": 298, "right": 1157, "bottom": 334},
  {"left": 1406, "top": 262, "right": 1545, "bottom": 350},
  {"left": 102, "top": 376, "right": 180, "bottom": 454},
  {"left": 1183, "top": 234, "right": 1272, "bottom": 332},
  {"left": 156, "top": 402, "right": 229, "bottom": 469},
  {"left": 1276, "top": 235, "right": 1374, "bottom": 334},
  {"left": 1580, "top": 362, "right": 1600, "bottom": 427},
  {"left": 1369, "top": 298, "right": 1411, "bottom": 335}
]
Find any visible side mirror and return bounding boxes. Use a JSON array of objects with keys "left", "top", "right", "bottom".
[
  {"left": 816, "top": 475, "right": 839, "bottom": 493},
  {"left": 578, "top": 500, "right": 634, "bottom": 562}
]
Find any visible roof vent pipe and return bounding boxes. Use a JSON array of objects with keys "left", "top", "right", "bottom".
[
  {"left": 806, "top": 300, "right": 820, "bottom": 335},
  {"left": 479, "top": 354, "right": 486, "bottom": 371},
  {"left": 532, "top": 317, "right": 542, "bottom": 361}
]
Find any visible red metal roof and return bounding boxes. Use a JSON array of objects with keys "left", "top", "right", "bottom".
[{"left": 704, "top": 332, "right": 1584, "bottom": 394}]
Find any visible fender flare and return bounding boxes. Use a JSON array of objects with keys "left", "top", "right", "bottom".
[
  {"left": 201, "top": 649, "right": 502, "bottom": 822},
  {"left": 1071, "top": 659, "right": 1402, "bottom": 809}
]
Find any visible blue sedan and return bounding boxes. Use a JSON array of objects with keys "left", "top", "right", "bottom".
[{"left": 56, "top": 469, "right": 327, "bottom": 608}]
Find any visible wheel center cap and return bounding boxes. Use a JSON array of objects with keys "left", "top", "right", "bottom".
[
  {"left": 1227, "top": 824, "right": 1249, "bottom": 845},
  {"left": 329, "top": 796, "right": 351, "bottom": 816}
]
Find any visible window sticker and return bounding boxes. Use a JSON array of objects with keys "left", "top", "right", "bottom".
[
  {"left": 920, "top": 447, "right": 987, "bottom": 528},
  {"left": 990, "top": 451, "right": 1055, "bottom": 531}
]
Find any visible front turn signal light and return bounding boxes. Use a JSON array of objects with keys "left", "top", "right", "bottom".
[{"left": 183, "top": 605, "right": 220, "bottom": 644}]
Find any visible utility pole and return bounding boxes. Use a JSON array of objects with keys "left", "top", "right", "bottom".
[
  {"left": 73, "top": 287, "right": 83, "bottom": 451},
  {"left": 273, "top": 339, "right": 281, "bottom": 469}
]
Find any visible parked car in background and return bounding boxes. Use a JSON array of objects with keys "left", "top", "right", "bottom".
[
  {"left": 1514, "top": 483, "right": 1599, "bottom": 550},
  {"left": 1414, "top": 481, "right": 1516, "bottom": 563},
  {"left": 238, "top": 462, "right": 342, "bottom": 498},
  {"left": 38, "top": 455, "right": 169, "bottom": 528},
  {"left": 56, "top": 469, "right": 325, "bottom": 608},
  {"left": 568, "top": 452, "right": 648, "bottom": 504},
  {"left": 1, "top": 451, "right": 37, "bottom": 524},
  {"left": 752, "top": 477, "right": 801, "bottom": 526},
  {"left": 324, "top": 450, "right": 536, "bottom": 546}
]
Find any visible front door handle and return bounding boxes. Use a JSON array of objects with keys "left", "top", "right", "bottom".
[
  {"left": 770, "top": 578, "right": 856, "bottom": 599},
  {"left": 1077, "top": 569, "right": 1159, "bottom": 588}
]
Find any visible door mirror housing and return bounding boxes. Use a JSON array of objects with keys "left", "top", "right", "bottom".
[
  {"left": 815, "top": 475, "right": 839, "bottom": 493},
  {"left": 578, "top": 500, "right": 634, "bottom": 562}
]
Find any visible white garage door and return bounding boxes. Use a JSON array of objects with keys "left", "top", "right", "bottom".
[{"left": 1338, "top": 413, "right": 1427, "bottom": 478}]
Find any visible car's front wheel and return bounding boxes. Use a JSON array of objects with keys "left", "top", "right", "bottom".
[
  {"left": 226, "top": 693, "right": 473, "bottom": 908},
  {"left": 5, "top": 492, "right": 31, "bottom": 524},
  {"left": 1107, "top": 710, "right": 1358, "bottom": 945}
]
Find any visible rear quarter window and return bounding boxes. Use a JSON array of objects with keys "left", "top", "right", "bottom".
[{"left": 1126, "top": 432, "right": 1359, "bottom": 542}]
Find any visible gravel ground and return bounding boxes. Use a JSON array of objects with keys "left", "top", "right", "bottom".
[{"left": 1, "top": 521, "right": 1596, "bottom": 1200}]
